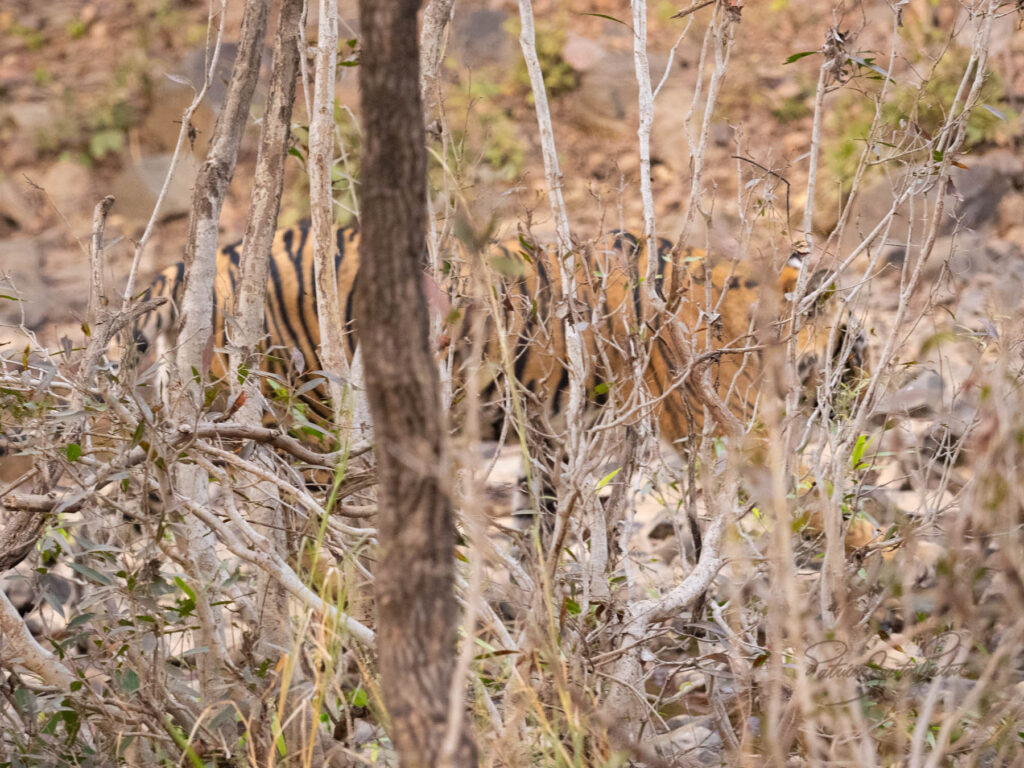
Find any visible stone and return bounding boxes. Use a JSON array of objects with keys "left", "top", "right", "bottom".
[
  {"left": 943, "top": 160, "right": 1014, "bottom": 234},
  {"left": 450, "top": 8, "right": 514, "bottom": 69},
  {"left": 111, "top": 153, "right": 197, "bottom": 223},
  {"left": 870, "top": 368, "right": 945, "bottom": 421},
  {"left": 0, "top": 237, "right": 50, "bottom": 328},
  {"left": 0, "top": 101, "right": 55, "bottom": 132},
  {"left": 0, "top": 179, "right": 41, "bottom": 235},
  {"left": 562, "top": 33, "right": 607, "bottom": 72},
  {"left": 996, "top": 192, "right": 1024, "bottom": 236},
  {"left": 651, "top": 716, "right": 723, "bottom": 764},
  {"left": 39, "top": 159, "right": 95, "bottom": 227},
  {"left": 710, "top": 121, "right": 733, "bottom": 147}
]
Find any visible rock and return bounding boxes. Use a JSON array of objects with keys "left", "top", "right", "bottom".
[
  {"left": 996, "top": 192, "right": 1024, "bottom": 237},
  {"left": 135, "top": 80, "right": 217, "bottom": 156},
  {"left": 569, "top": 52, "right": 636, "bottom": 135},
  {"left": 0, "top": 179, "right": 41, "bottom": 235},
  {"left": 650, "top": 716, "right": 722, "bottom": 764},
  {"left": 0, "top": 102, "right": 56, "bottom": 168},
  {"left": 139, "top": 42, "right": 275, "bottom": 156},
  {"left": 563, "top": 33, "right": 607, "bottom": 72},
  {"left": 837, "top": 149, "right": 1024, "bottom": 265},
  {"left": 0, "top": 101, "right": 55, "bottom": 132},
  {"left": 710, "top": 121, "right": 733, "bottom": 147},
  {"left": 871, "top": 369, "right": 945, "bottom": 421},
  {"left": 39, "top": 159, "right": 95, "bottom": 227},
  {"left": 450, "top": 8, "right": 514, "bottom": 69},
  {"left": 111, "top": 153, "right": 197, "bottom": 223},
  {"left": 920, "top": 404, "right": 976, "bottom": 468},
  {"left": 0, "top": 237, "right": 50, "bottom": 328},
  {"left": 651, "top": 540, "right": 681, "bottom": 566},
  {"left": 937, "top": 157, "right": 1019, "bottom": 236}
]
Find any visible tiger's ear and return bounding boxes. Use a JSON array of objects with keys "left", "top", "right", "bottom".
[{"left": 779, "top": 252, "right": 804, "bottom": 299}]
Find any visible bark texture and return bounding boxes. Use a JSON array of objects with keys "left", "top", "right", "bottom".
[
  {"left": 229, "top": 0, "right": 303, "bottom": 662},
  {"left": 356, "top": 1, "right": 477, "bottom": 764}
]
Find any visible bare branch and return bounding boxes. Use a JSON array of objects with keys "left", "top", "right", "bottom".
[{"left": 0, "top": 588, "right": 77, "bottom": 689}]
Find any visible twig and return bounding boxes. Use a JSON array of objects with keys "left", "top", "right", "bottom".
[
  {"left": 671, "top": 0, "right": 716, "bottom": 20},
  {"left": 632, "top": 0, "right": 663, "bottom": 315},
  {"left": 0, "top": 588, "right": 77, "bottom": 689},
  {"left": 309, "top": 0, "right": 350, "bottom": 425},
  {"left": 731, "top": 154, "right": 792, "bottom": 232}
]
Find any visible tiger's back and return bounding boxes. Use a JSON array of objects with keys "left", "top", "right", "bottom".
[{"left": 131, "top": 224, "right": 861, "bottom": 444}]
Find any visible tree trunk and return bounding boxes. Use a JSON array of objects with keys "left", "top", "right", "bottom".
[{"left": 356, "top": 1, "right": 477, "bottom": 765}]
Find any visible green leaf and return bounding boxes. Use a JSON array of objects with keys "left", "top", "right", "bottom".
[
  {"left": 295, "top": 377, "right": 326, "bottom": 396},
  {"left": 67, "top": 562, "right": 112, "bottom": 586},
  {"left": 65, "top": 442, "right": 82, "bottom": 462},
  {"left": 564, "top": 597, "right": 581, "bottom": 615},
  {"left": 348, "top": 687, "right": 368, "bottom": 707},
  {"left": 596, "top": 467, "right": 621, "bottom": 491},
  {"left": 174, "top": 576, "right": 196, "bottom": 601},
  {"left": 851, "top": 434, "right": 874, "bottom": 470},
  {"left": 114, "top": 667, "right": 140, "bottom": 693},
  {"left": 88, "top": 128, "right": 125, "bottom": 159},
  {"left": 272, "top": 713, "right": 287, "bottom": 756},
  {"left": 847, "top": 54, "right": 894, "bottom": 82},
  {"left": 67, "top": 612, "right": 95, "bottom": 629},
  {"left": 851, "top": 434, "right": 867, "bottom": 468},
  {"left": 13, "top": 687, "right": 35, "bottom": 711},
  {"left": 576, "top": 12, "right": 629, "bottom": 28},
  {"left": 784, "top": 51, "right": 818, "bottom": 64}
]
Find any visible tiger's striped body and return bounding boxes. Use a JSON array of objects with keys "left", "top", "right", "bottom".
[{"left": 131, "top": 225, "right": 860, "bottom": 445}]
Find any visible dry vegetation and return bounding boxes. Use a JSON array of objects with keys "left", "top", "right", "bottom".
[{"left": 2, "top": 0, "right": 1024, "bottom": 766}]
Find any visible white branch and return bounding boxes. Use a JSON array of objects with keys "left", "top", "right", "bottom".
[{"left": 0, "top": 589, "right": 77, "bottom": 690}]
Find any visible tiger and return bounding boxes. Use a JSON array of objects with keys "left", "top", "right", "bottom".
[{"left": 129, "top": 223, "right": 867, "bottom": 484}]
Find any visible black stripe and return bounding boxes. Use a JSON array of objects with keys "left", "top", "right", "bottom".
[
  {"left": 513, "top": 329, "right": 531, "bottom": 384},
  {"left": 613, "top": 232, "right": 644, "bottom": 328},
  {"left": 654, "top": 335, "right": 688, "bottom": 440},
  {"left": 335, "top": 226, "right": 346, "bottom": 274},
  {"left": 536, "top": 254, "right": 553, "bottom": 321},
  {"left": 654, "top": 238, "right": 670, "bottom": 302},
  {"left": 549, "top": 365, "right": 571, "bottom": 417},
  {"left": 285, "top": 227, "right": 320, "bottom": 370},
  {"left": 172, "top": 261, "right": 186, "bottom": 305},
  {"left": 266, "top": 245, "right": 303, "bottom": 352},
  {"left": 223, "top": 242, "right": 242, "bottom": 267},
  {"left": 345, "top": 272, "right": 358, "bottom": 355}
]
